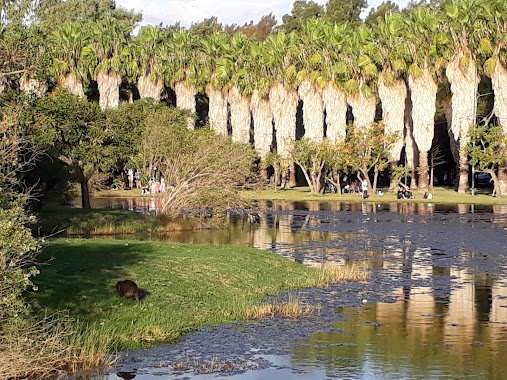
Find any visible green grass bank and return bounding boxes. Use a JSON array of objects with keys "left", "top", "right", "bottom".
[
  {"left": 242, "top": 186, "right": 507, "bottom": 205},
  {"left": 33, "top": 239, "right": 361, "bottom": 349}
]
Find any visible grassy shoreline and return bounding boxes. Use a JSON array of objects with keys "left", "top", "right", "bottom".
[
  {"left": 32, "top": 239, "right": 366, "bottom": 349},
  {"left": 94, "top": 186, "right": 507, "bottom": 205}
]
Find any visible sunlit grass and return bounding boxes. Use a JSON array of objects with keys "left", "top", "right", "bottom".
[
  {"left": 32, "top": 239, "right": 363, "bottom": 349},
  {"left": 241, "top": 186, "right": 507, "bottom": 205},
  {"left": 242, "top": 294, "right": 321, "bottom": 319}
]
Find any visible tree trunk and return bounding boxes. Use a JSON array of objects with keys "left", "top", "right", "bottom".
[
  {"left": 269, "top": 83, "right": 298, "bottom": 159},
  {"left": 175, "top": 81, "right": 197, "bottom": 129},
  {"left": 207, "top": 84, "right": 228, "bottom": 136},
  {"left": 97, "top": 71, "right": 121, "bottom": 110},
  {"left": 229, "top": 86, "right": 251, "bottom": 143},
  {"left": 347, "top": 87, "right": 376, "bottom": 128},
  {"left": 138, "top": 74, "right": 163, "bottom": 101},
  {"left": 498, "top": 167, "right": 507, "bottom": 197},
  {"left": 408, "top": 69, "right": 437, "bottom": 192},
  {"left": 446, "top": 53, "right": 479, "bottom": 194},
  {"left": 61, "top": 72, "right": 84, "bottom": 97},
  {"left": 491, "top": 61, "right": 507, "bottom": 195},
  {"left": 322, "top": 83, "right": 347, "bottom": 143},
  {"left": 298, "top": 80, "right": 324, "bottom": 141},
  {"left": 379, "top": 77, "right": 406, "bottom": 162},
  {"left": 418, "top": 150, "right": 430, "bottom": 191},
  {"left": 404, "top": 90, "right": 418, "bottom": 189},
  {"left": 80, "top": 180, "right": 91, "bottom": 209},
  {"left": 20, "top": 76, "right": 47, "bottom": 97},
  {"left": 251, "top": 89, "right": 273, "bottom": 161}
]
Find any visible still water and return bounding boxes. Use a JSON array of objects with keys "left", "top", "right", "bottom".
[{"left": 87, "top": 198, "right": 507, "bottom": 380}]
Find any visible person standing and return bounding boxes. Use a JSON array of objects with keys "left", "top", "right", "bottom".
[{"left": 361, "top": 178, "right": 368, "bottom": 199}]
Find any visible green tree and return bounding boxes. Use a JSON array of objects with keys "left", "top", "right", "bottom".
[
  {"left": 365, "top": 1, "right": 400, "bottom": 24},
  {"left": 468, "top": 124, "right": 507, "bottom": 197},
  {"left": 35, "top": 0, "right": 141, "bottom": 31},
  {"left": 342, "top": 122, "right": 399, "bottom": 192},
  {"left": 137, "top": 106, "right": 258, "bottom": 218},
  {"left": 290, "top": 139, "right": 329, "bottom": 194},
  {"left": 281, "top": 1, "right": 325, "bottom": 32},
  {"left": 31, "top": 89, "right": 113, "bottom": 208},
  {"left": 325, "top": 0, "right": 368, "bottom": 25}
]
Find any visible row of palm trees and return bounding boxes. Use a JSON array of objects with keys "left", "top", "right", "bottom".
[{"left": 11, "top": 0, "right": 507, "bottom": 195}]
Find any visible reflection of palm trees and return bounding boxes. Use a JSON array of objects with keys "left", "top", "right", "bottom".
[
  {"left": 492, "top": 205, "right": 507, "bottom": 228},
  {"left": 444, "top": 265, "right": 476, "bottom": 355},
  {"left": 407, "top": 248, "right": 435, "bottom": 336},
  {"left": 490, "top": 275, "right": 507, "bottom": 355}
]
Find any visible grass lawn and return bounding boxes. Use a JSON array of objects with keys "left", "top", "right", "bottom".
[
  {"left": 241, "top": 186, "right": 507, "bottom": 205},
  {"left": 33, "top": 238, "right": 345, "bottom": 349}
]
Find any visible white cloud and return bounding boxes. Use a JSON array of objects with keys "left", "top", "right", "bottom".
[{"left": 117, "top": 0, "right": 411, "bottom": 28}]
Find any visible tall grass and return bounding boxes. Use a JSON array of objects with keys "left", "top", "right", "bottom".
[{"left": 0, "top": 313, "right": 116, "bottom": 380}]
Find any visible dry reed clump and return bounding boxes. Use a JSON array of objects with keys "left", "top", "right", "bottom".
[
  {"left": 242, "top": 294, "right": 320, "bottom": 319},
  {"left": 311, "top": 263, "right": 369, "bottom": 288},
  {"left": 0, "top": 314, "right": 116, "bottom": 380}
]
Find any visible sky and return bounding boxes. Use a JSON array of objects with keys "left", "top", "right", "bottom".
[{"left": 116, "top": 0, "right": 411, "bottom": 29}]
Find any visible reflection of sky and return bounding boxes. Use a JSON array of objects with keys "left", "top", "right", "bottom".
[{"left": 116, "top": 0, "right": 412, "bottom": 28}]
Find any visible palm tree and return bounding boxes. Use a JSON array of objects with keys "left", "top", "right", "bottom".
[
  {"left": 296, "top": 20, "right": 327, "bottom": 142},
  {"left": 265, "top": 32, "right": 300, "bottom": 187},
  {"left": 201, "top": 32, "right": 230, "bottom": 136},
  {"left": 49, "top": 22, "right": 89, "bottom": 97},
  {"left": 319, "top": 22, "right": 349, "bottom": 143},
  {"left": 482, "top": 0, "right": 507, "bottom": 195},
  {"left": 85, "top": 17, "right": 132, "bottom": 109},
  {"left": 372, "top": 12, "right": 409, "bottom": 186},
  {"left": 342, "top": 25, "right": 378, "bottom": 128},
  {"left": 132, "top": 25, "right": 167, "bottom": 101},
  {"left": 225, "top": 33, "right": 252, "bottom": 144},
  {"left": 164, "top": 29, "right": 200, "bottom": 128},
  {"left": 444, "top": 0, "right": 485, "bottom": 193},
  {"left": 247, "top": 39, "right": 275, "bottom": 178},
  {"left": 403, "top": 6, "right": 447, "bottom": 191}
]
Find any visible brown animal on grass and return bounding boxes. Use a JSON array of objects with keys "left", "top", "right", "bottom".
[{"left": 115, "top": 279, "right": 150, "bottom": 301}]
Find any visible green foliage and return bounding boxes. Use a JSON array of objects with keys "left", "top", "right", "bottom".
[
  {"left": 281, "top": 1, "right": 325, "bottom": 33},
  {"left": 325, "top": 0, "right": 368, "bottom": 26},
  {"left": 290, "top": 138, "right": 329, "bottom": 194},
  {"left": 138, "top": 105, "right": 259, "bottom": 217},
  {"left": 0, "top": 205, "right": 40, "bottom": 323},
  {"left": 468, "top": 124, "right": 507, "bottom": 171}
]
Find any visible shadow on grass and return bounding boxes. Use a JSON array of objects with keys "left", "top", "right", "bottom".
[{"left": 32, "top": 238, "right": 155, "bottom": 323}]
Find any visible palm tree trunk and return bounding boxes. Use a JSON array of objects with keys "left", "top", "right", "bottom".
[
  {"left": 61, "top": 72, "right": 84, "bottom": 97},
  {"left": 379, "top": 77, "right": 407, "bottom": 190},
  {"left": 97, "top": 71, "right": 121, "bottom": 110},
  {"left": 298, "top": 80, "right": 324, "bottom": 141},
  {"left": 175, "top": 81, "right": 197, "bottom": 129},
  {"left": 228, "top": 86, "right": 251, "bottom": 143},
  {"left": 446, "top": 53, "right": 479, "bottom": 193},
  {"left": 269, "top": 83, "right": 298, "bottom": 159},
  {"left": 138, "top": 74, "right": 163, "bottom": 101},
  {"left": 347, "top": 88, "right": 376, "bottom": 128},
  {"left": 251, "top": 89, "right": 273, "bottom": 165},
  {"left": 379, "top": 77, "right": 406, "bottom": 162},
  {"left": 408, "top": 69, "right": 437, "bottom": 192},
  {"left": 207, "top": 84, "right": 228, "bottom": 136},
  {"left": 322, "top": 83, "right": 347, "bottom": 143},
  {"left": 20, "top": 76, "right": 47, "bottom": 97},
  {"left": 404, "top": 90, "right": 418, "bottom": 189},
  {"left": 491, "top": 61, "right": 507, "bottom": 196}
]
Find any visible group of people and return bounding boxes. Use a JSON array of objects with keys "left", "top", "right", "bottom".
[{"left": 122, "top": 166, "right": 170, "bottom": 196}]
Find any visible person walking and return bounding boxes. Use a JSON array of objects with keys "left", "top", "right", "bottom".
[{"left": 361, "top": 178, "right": 368, "bottom": 199}]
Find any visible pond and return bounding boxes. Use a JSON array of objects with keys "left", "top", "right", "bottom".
[{"left": 86, "top": 198, "right": 507, "bottom": 380}]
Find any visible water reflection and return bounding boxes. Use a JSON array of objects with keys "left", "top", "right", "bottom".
[{"left": 81, "top": 197, "right": 507, "bottom": 380}]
